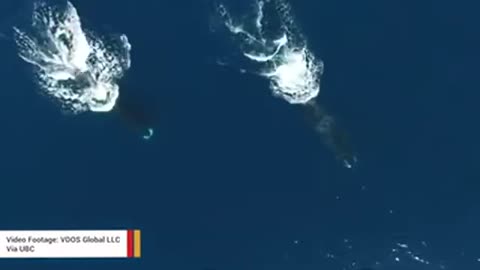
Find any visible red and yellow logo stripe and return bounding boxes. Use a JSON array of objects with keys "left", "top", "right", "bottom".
[{"left": 127, "top": 229, "right": 141, "bottom": 258}]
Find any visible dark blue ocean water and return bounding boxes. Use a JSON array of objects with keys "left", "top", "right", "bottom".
[{"left": 0, "top": 0, "right": 478, "bottom": 269}]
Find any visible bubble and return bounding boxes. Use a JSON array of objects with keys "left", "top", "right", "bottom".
[{"left": 13, "top": 0, "right": 131, "bottom": 114}]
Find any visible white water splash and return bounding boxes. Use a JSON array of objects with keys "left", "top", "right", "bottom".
[
  {"left": 214, "top": 0, "right": 322, "bottom": 104},
  {"left": 13, "top": 0, "right": 131, "bottom": 113},
  {"left": 213, "top": 0, "right": 357, "bottom": 169}
]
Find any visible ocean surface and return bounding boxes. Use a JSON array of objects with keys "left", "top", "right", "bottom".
[{"left": 0, "top": 0, "right": 478, "bottom": 269}]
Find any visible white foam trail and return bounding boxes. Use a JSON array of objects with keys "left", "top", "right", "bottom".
[
  {"left": 214, "top": 0, "right": 357, "bottom": 169},
  {"left": 13, "top": 0, "right": 131, "bottom": 113},
  {"left": 214, "top": 0, "right": 323, "bottom": 104}
]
